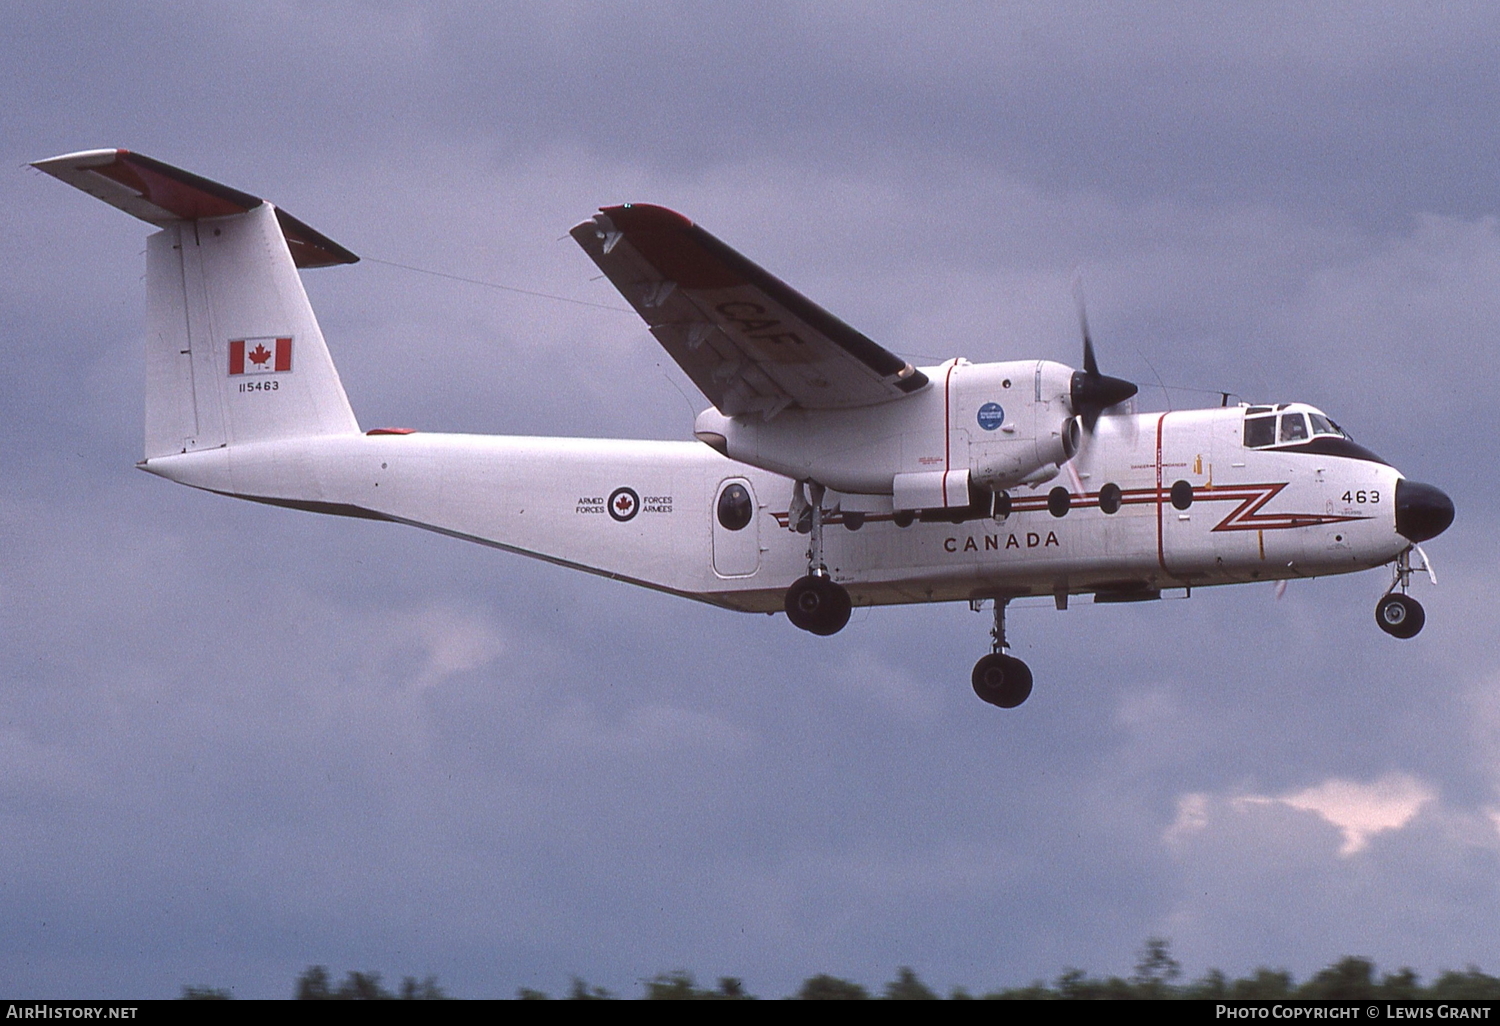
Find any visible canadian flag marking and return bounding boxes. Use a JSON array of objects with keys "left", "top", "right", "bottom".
[{"left": 228, "top": 337, "right": 293, "bottom": 375}]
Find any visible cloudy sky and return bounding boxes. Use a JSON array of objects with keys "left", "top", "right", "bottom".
[{"left": 2, "top": 2, "right": 1497, "bottom": 999}]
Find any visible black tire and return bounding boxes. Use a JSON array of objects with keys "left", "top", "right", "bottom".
[
  {"left": 971, "top": 653, "right": 1034, "bottom": 708},
  {"left": 784, "top": 575, "right": 853, "bottom": 636},
  {"left": 1375, "top": 593, "right": 1425, "bottom": 639}
]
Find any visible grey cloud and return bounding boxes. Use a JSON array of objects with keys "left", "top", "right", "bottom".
[{"left": 3, "top": 2, "right": 1497, "bottom": 1000}]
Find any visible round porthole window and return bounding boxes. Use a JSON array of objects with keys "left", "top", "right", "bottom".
[
  {"left": 1099, "top": 482, "right": 1122, "bottom": 515},
  {"left": 716, "top": 483, "right": 753, "bottom": 531},
  {"left": 1048, "top": 486, "right": 1071, "bottom": 518},
  {"left": 1170, "top": 480, "right": 1194, "bottom": 510}
]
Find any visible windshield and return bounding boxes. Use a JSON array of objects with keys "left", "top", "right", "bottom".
[{"left": 1243, "top": 405, "right": 1347, "bottom": 449}]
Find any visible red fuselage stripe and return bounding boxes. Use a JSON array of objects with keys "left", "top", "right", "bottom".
[
  {"left": 943, "top": 361, "right": 958, "bottom": 505},
  {"left": 1156, "top": 413, "right": 1168, "bottom": 572}
]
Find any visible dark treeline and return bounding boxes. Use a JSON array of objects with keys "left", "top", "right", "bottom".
[{"left": 180, "top": 941, "right": 1500, "bottom": 999}]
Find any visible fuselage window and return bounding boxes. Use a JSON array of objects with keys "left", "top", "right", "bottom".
[
  {"left": 1098, "top": 482, "right": 1122, "bottom": 515},
  {"left": 1244, "top": 415, "right": 1276, "bottom": 448},
  {"left": 1279, "top": 413, "right": 1309, "bottom": 443},
  {"left": 716, "top": 483, "right": 753, "bottom": 531},
  {"left": 1170, "top": 480, "right": 1194, "bottom": 510}
]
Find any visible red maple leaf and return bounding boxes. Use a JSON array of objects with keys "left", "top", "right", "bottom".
[
  {"left": 615, "top": 494, "right": 633, "bottom": 512},
  {"left": 248, "top": 343, "right": 273, "bottom": 366}
]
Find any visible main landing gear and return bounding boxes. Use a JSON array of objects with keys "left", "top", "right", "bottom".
[
  {"left": 784, "top": 481, "right": 852, "bottom": 636},
  {"left": 970, "top": 598, "right": 1033, "bottom": 708},
  {"left": 1375, "top": 548, "right": 1429, "bottom": 639}
]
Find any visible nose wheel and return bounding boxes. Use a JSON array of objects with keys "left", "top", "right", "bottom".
[
  {"left": 970, "top": 598, "right": 1033, "bottom": 708},
  {"left": 1375, "top": 548, "right": 1430, "bottom": 639},
  {"left": 1375, "top": 593, "right": 1425, "bottom": 639}
]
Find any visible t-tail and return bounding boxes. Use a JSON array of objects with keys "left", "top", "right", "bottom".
[
  {"left": 33, "top": 150, "right": 740, "bottom": 606},
  {"left": 32, "top": 149, "right": 361, "bottom": 459}
]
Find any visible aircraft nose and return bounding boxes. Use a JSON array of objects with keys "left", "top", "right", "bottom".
[{"left": 1395, "top": 479, "right": 1455, "bottom": 542}]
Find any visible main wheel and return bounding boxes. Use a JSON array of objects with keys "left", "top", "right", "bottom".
[
  {"left": 784, "top": 575, "right": 852, "bottom": 636},
  {"left": 971, "top": 653, "right": 1034, "bottom": 708},
  {"left": 1375, "top": 593, "right": 1425, "bottom": 639}
]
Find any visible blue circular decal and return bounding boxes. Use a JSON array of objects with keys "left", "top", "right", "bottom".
[{"left": 977, "top": 402, "right": 1005, "bottom": 431}]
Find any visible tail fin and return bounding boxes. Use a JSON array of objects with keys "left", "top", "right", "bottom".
[{"left": 33, "top": 149, "right": 360, "bottom": 457}]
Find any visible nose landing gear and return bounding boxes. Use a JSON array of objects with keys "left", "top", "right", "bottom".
[
  {"left": 1375, "top": 547, "right": 1432, "bottom": 639},
  {"left": 970, "top": 598, "right": 1033, "bottom": 708}
]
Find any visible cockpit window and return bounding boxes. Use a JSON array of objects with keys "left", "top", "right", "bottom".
[
  {"left": 1245, "top": 405, "right": 1352, "bottom": 449},
  {"left": 1242, "top": 404, "right": 1374, "bottom": 458},
  {"left": 1308, "top": 413, "right": 1343, "bottom": 437},
  {"left": 1244, "top": 415, "right": 1276, "bottom": 448}
]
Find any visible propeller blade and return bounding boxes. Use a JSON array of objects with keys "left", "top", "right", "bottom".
[
  {"left": 1073, "top": 277, "right": 1100, "bottom": 378},
  {"left": 1069, "top": 278, "right": 1137, "bottom": 431}
]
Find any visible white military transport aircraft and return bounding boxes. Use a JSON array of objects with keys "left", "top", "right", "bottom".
[{"left": 36, "top": 149, "right": 1455, "bottom": 709}]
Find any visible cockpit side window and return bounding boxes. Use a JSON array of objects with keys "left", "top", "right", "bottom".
[
  {"left": 1279, "top": 413, "right": 1309, "bottom": 443},
  {"left": 1244, "top": 415, "right": 1276, "bottom": 448},
  {"left": 1308, "top": 413, "right": 1342, "bottom": 437}
]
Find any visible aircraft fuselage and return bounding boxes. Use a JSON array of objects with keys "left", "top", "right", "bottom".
[{"left": 142, "top": 394, "right": 1408, "bottom": 614}]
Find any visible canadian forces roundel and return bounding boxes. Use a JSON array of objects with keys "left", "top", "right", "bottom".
[{"left": 608, "top": 487, "right": 640, "bottom": 522}]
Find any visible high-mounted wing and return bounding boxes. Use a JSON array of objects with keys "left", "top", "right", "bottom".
[
  {"left": 31, "top": 149, "right": 357, "bottom": 268},
  {"left": 571, "top": 204, "right": 927, "bottom": 417}
]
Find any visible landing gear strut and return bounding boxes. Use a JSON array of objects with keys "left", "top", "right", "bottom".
[
  {"left": 1375, "top": 549, "right": 1426, "bottom": 639},
  {"left": 970, "top": 598, "right": 1033, "bottom": 708},
  {"left": 784, "top": 481, "right": 852, "bottom": 636}
]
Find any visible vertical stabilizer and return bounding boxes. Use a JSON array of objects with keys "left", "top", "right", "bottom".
[
  {"left": 145, "top": 204, "right": 359, "bottom": 457},
  {"left": 33, "top": 149, "right": 361, "bottom": 458}
]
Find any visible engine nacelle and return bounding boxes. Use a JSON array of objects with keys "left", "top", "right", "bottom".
[
  {"left": 694, "top": 359, "right": 1080, "bottom": 509},
  {"left": 954, "top": 360, "right": 1079, "bottom": 490}
]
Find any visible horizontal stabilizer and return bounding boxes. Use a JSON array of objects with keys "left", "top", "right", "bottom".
[{"left": 32, "top": 149, "right": 357, "bottom": 268}]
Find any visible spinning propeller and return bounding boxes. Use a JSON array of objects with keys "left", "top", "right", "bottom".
[{"left": 1069, "top": 286, "right": 1138, "bottom": 431}]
